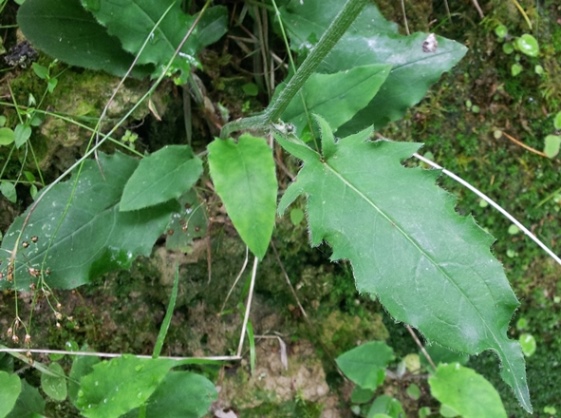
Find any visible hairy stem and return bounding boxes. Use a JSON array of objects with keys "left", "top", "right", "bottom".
[{"left": 220, "top": 0, "right": 368, "bottom": 138}]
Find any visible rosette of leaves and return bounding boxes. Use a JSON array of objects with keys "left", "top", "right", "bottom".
[{"left": 17, "top": 0, "right": 227, "bottom": 79}]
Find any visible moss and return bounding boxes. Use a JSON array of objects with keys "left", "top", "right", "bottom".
[
  {"left": 318, "top": 310, "right": 388, "bottom": 356},
  {"left": 242, "top": 398, "right": 324, "bottom": 418}
]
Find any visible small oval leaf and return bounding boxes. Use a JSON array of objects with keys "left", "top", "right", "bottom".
[
  {"left": 0, "top": 127, "right": 15, "bottom": 146},
  {"left": 553, "top": 111, "right": 561, "bottom": 130},
  {"left": 515, "top": 34, "right": 539, "bottom": 57},
  {"left": 544, "top": 135, "right": 561, "bottom": 158},
  {"left": 40, "top": 362, "right": 67, "bottom": 402},
  {"left": 429, "top": 363, "right": 507, "bottom": 418}
]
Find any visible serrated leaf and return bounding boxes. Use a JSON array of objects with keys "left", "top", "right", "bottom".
[
  {"left": 40, "top": 363, "right": 67, "bottom": 402},
  {"left": 336, "top": 341, "right": 394, "bottom": 390},
  {"left": 120, "top": 145, "right": 203, "bottom": 211},
  {"left": 208, "top": 135, "right": 277, "bottom": 259},
  {"left": 280, "top": 64, "right": 391, "bottom": 135},
  {"left": 17, "top": 0, "right": 153, "bottom": 77},
  {"left": 0, "top": 152, "right": 178, "bottom": 290},
  {"left": 124, "top": 371, "right": 217, "bottom": 418},
  {"left": 277, "top": 120, "right": 531, "bottom": 412},
  {"left": 429, "top": 363, "right": 507, "bottom": 418},
  {"left": 80, "top": 0, "right": 227, "bottom": 77},
  {"left": 280, "top": 0, "right": 467, "bottom": 131},
  {"left": 0, "top": 371, "right": 21, "bottom": 418},
  {"left": 76, "top": 355, "right": 175, "bottom": 418}
]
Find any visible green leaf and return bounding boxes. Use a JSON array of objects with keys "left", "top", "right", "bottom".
[
  {"left": 554, "top": 111, "right": 561, "bottom": 130},
  {"left": 494, "top": 24, "right": 508, "bottom": 39},
  {"left": 69, "top": 354, "right": 100, "bottom": 404},
  {"left": 31, "top": 62, "right": 49, "bottom": 79},
  {"left": 277, "top": 121, "right": 532, "bottom": 413},
  {"left": 208, "top": 135, "right": 277, "bottom": 259},
  {"left": 350, "top": 386, "right": 375, "bottom": 404},
  {"left": 0, "top": 181, "right": 16, "bottom": 203},
  {"left": 406, "top": 383, "right": 421, "bottom": 400},
  {"left": 40, "top": 362, "right": 67, "bottom": 402},
  {"left": 6, "top": 380, "right": 45, "bottom": 418},
  {"left": 421, "top": 343, "right": 469, "bottom": 368},
  {"left": 519, "top": 333, "right": 536, "bottom": 357},
  {"left": 0, "top": 152, "right": 178, "bottom": 290},
  {"left": 511, "top": 63, "right": 523, "bottom": 77},
  {"left": 503, "top": 42, "right": 515, "bottom": 55},
  {"left": 515, "top": 34, "right": 539, "bottom": 57},
  {"left": 125, "top": 371, "right": 217, "bottom": 418},
  {"left": 335, "top": 341, "right": 394, "bottom": 390},
  {"left": 367, "top": 395, "right": 405, "bottom": 418},
  {"left": 0, "top": 371, "right": 21, "bottom": 418},
  {"left": 76, "top": 355, "right": 176, "bottom": 418},
  {"left": 429, "top": 363, "right": 507, "bottom": 418},
  {"left": 81, "top": 0, "right": 227, "bottom": 78},
  {"left": 17, "top": 0, "right": 152, "bottom": 77},
  {"left": 280, "top": 0, "right": 467, "bottom": 131},
  {"left": 14, "top": 124, "right": 31, "bottom": 148},
  {"left": 165, "top": 190, "right": 208, "bottom": 252},
  {"left": 120, "top": 145, "right": 203, "bottom": 211},
  {"left": 280, "top": 64, "right": 391, "bottom": 135},
  {"left": 544, "top": 134, "right": 561, "bottom": 158},
  {"left": 0, "top": 127, "right": 14, "bottom": 146}
]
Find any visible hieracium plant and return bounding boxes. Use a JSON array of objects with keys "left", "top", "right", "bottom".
[{"left": 1, "top": 0, "right": 548, "bottom": 415}]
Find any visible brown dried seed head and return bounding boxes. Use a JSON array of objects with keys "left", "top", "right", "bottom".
[
  {"left": 56, "top": 302, "right": 62, "bottom": 309},
  {"left": 28, "top": 268, "right": 40, "bottom": 278},
  {"left": 55, "top": 312, "right": 62, "bottom": 320},
  {"left": 6, "top": 327, "right": 13, "bottom": 337},
  {"left": 12, "top": 334, "right": 19, "bottom": 343},
  {"left": 56, "top": 322, "right": 61, "bottom": 328},
  {"left": 24, "top": 334, "right": 31, "bottom": 344}
]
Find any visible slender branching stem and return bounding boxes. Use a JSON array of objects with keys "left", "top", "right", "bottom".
[{"left": 220, "top": 0, "right": 368, "bottom": 138}]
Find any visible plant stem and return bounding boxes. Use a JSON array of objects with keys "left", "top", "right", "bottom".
[{"left": 220, "top": 0, "right": 368, "bottom": 138}]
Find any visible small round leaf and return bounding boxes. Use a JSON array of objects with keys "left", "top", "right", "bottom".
[
  {"left": 519, "top": 333, "right": 537, "bottom": 357},
  {"left": 543, "top": 135, "right": 561, "bottom": 158},
  {"left": 494, "top": 24, "right": 508, "bottom": 39},
  {"left": 0, "top": 127, "right": 15, "bottom": 146},
  {"left": 511, "top": 63, "right": 523, "bottom": 77},
  {"left": 515, "top": 34, "right": 539, "bottom": 57}
]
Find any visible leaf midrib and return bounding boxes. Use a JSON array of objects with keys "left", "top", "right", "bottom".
[
  {"left": 324, "top": 158, "right": 528, "bottom": 404},
  {"left": 322, "top": 159, "right": 506, "bottom": 351}
]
